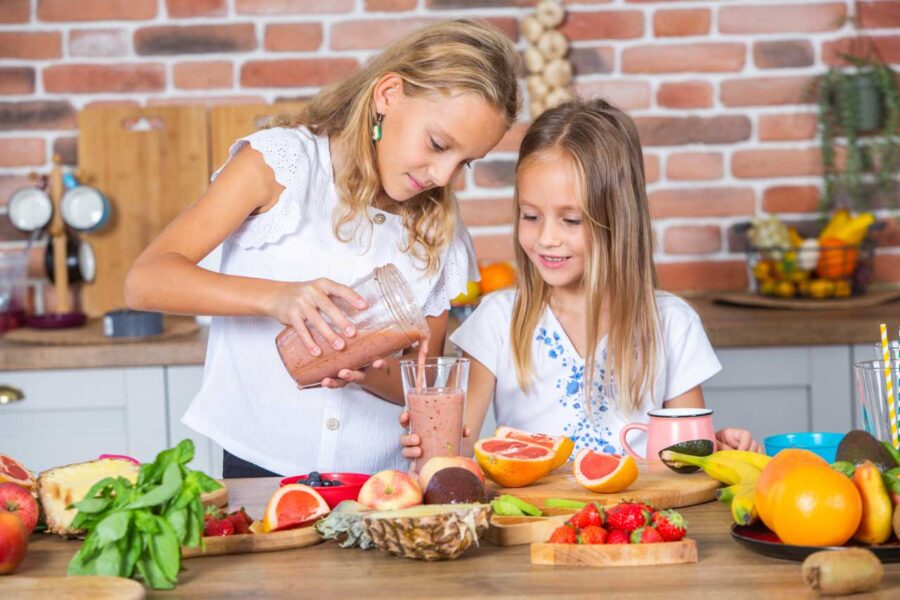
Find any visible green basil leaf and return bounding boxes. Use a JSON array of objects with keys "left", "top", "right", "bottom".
[
  {"left": 94, "top": 542, "right": 123, "bottom": 577},
  {"left": 138, "top": 555, "right": 174, "bottom": 590},
  {"left": 67, "top": 541, "right": 98, "bottom": 576},
  {"left": 71, "top": 496, "right": 113, "bottom": 515},
  {"left": 150, "top": 517, "right": 181, "bottom": 583},
  {"left": 121, "top": 529, "right": 142, "bottom": 578},
  {"left": 166, "top": 506, "right": 189, "bottom": 545},
  {"left": 135, "top": 509, "right": 159, "bottom": 534},
  {"left": 173, "top": 438, "right": 195, "bottom": 466},
  {"left": 127, "top": 462, "right": 182, "bottom": 510},
  {"left": 191, "top": 470, "right": 223, "bottom": 494},
  {"left": 95, "top": 511, "right": 131, "bottom": 546}
]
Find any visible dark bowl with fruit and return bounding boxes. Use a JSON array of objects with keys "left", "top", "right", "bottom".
[{"left": 280, "top": 472, "right": 371, "bottom": 509}]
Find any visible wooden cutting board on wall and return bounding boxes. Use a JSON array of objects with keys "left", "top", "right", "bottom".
[
  {"left": 77, "top": 106, "right": 209, "bottom": 317},
  {"left": 209, "top": 102, "right": 307, "bottom": 172}
]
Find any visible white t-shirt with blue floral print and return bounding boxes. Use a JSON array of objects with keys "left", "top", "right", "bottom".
[{"left": 449, "top": 289, "right": 722, "bottom": 458}]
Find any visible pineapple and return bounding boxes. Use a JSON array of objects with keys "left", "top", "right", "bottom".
[
  {"left": 362, "top": 504, "right": 490, "bottom": 561},
  {"left": 315, "top": 500, "right": 375, "bottom": 549},
  {"left": 38, "top": 458, "right": 139, "bottom": 536}
]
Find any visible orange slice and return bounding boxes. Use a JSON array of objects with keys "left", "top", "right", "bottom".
[
  {"left": 261, "top": 484, "right": 330, "bottom": 533},
  {"left": 573, "top": 449, "right": 638, "bottom": 493},
  {"left": 0, "top": 455, "right": 35, "bottom": 490},
  {"left": 474, "top": 437, "right": 556, "bottom": 488},
  {"left": 494, "top": 426, "right": 574, "bottom": 470}
]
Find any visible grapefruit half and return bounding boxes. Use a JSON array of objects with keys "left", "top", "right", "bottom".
[
  {"left": 0, "top": 455, "right": 35, "bottom": 490},
  {"left": 494, "top": 426, "right": 574, "bottom": 470},
  {"left": 572, "top": 449, "right": 638, "bottom": 493},
  {"left": 262, "top": 484, "right": 330, "bottom": 533},
  {"left": 473, "top": 438, "right": 555, "bottom": 488}
]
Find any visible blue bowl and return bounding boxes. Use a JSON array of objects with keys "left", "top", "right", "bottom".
[{"left": 763, "top": 432, "right": 845, "bottom": 463}]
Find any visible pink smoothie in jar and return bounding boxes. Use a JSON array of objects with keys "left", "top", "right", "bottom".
[
  {"left": 406, "top": 387, "right": 465, "bottom": 472},
  {"left": 276, "top": 264, "right": 429, "bottom": 388}
]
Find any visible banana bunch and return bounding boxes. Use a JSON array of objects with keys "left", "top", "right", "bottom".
[{"left": 659, "top": 450, "right": 771, "bottom": 526}]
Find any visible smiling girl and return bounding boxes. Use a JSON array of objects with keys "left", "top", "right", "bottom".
[
  {"left": 402, "top": 98, "right": 759, "bottom": 461},
  {"left": 125, "top": 20, "right": 521, "bottom": 477}
]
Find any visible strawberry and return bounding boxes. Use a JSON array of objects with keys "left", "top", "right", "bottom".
[
  {"left": 578, "top": 525, "right": 607, "bottom": 545},
  {"left": 606, "top": 502, "right": 650, "bottom": 532},
  {"left": 204, "top": 518, "right": 235, "bottom": 537},
  {"left": 226, "top": 508, "right": 253, "bottom": 534},
  {"left": 549, "top": 525, "right": 578, "bottom": 544},
  {"left": 567, "top": 503, "right": 604, "bottom": 529},
  {"left": 651, "top": 509, "right": 687, "bottom": 542},
  {"left": 606, "top": 529, "right": 630, "bottom": 544},
  {"left": 630, "top": 526, "right": 664, "bottom": 544}
]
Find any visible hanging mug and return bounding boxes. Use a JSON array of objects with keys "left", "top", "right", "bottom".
[{"left": 619, "top": 408, "right": 716, "bottom": 463}]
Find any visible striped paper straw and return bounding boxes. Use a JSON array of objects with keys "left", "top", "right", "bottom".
[{"left": 881, "top": 324, "right": 898, "bottom": 449}]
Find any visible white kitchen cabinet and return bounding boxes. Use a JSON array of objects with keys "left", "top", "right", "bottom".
[
  {"left": 704, "top": 346, "right": 856, "bottom": 441},
  {"left": 164, "top": 365, "right": 223, "bottom": 478},
  {"left": 0, "top": 367, "right": 168, "bottom": 472}
]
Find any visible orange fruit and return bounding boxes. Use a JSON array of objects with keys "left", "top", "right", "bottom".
[
  {"left": 755, "top": 448, "right": 825, "bottom": 527},
  {"left": 572, "top": 449, "right": 638, "bottom": 493},
  {"left": 478, "top": 262, "right": 516, "bottom": 294},
  {"left": 817, "top": 237, "right": 858, "bottom": 279},
  {"left": 474, "top": 437, "right": 555, "bottom": 488},
  {"left": 261, "top": 484, "right": 330, "bottom": 533},
  {"left": 764, "top": 463, "right": 861, "bottom": 546},
  {"left": 494, "top": 426, "right": 574, "bottom": 470},
  {"left": 0, "top": 455, "right": 35, "bottom": 490}
]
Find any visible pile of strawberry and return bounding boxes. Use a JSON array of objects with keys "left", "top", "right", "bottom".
[
  {"left": 204, "top": 506, "right": 254, "bottom": 537},
  {"left": 548, "top": 501, "right": 687, "bottom": 545}
]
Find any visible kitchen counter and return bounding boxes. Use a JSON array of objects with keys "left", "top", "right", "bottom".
[
  {"left": 1, "top": 297, "right": 899, "bottom": 371},
  {"left": 12, "top": 476, "right": 900, "bottom": 598}
]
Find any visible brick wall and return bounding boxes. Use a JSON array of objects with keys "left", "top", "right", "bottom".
[{"left": 1, "top": 0, "right": 899, "bottom": 294}]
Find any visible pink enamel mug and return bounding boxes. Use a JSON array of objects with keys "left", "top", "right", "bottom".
[{"left": 619, "top": 408, "right": 716, "bottom": 463}]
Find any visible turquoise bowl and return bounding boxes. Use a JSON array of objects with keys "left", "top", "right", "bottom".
[{"left": 763, "top": 432, "right": 845, "bottom": 463}]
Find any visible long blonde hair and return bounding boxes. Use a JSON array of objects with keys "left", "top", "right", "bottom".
[
  {"left": 270, "top": 20, "right": 520, "bottom": 273},
  {"left": 511, "top": 98, "right": 660, "bottom": 416}
]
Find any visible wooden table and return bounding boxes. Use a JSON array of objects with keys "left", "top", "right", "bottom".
[{"left": 9, "top": 477, "right": 900, "bottom": 598}]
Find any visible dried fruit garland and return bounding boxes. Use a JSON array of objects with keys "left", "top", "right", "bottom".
[{"left": 521, "top": 0, "right": 574, "bottom": 119}]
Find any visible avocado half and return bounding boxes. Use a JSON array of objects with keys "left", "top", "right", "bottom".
[
  {"left": 836, "top": 429, "right": 898, "bottom": 472},
  {"left": 658, "top": 439, "right": 715, "bottom": 474}
]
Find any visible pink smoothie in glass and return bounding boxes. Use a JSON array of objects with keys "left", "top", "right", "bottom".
[
  {"left": 407, "top": 386, "right": 465, "bottom": 472},
  {"left": 277, "top": 324, "right": 421, "bottom": 388}
]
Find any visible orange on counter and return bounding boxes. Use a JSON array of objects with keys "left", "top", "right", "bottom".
[
  {"left": 755, "top": 449, "right": 861, "bottom": 547},
  {"left": 817, "top": 237, "right": 858, "bottom": 279},
  {"left": 478, "top": 261, "right": 517, "bottom": 294}
]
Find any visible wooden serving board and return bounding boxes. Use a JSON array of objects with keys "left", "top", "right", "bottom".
[
  {"left": 201, "top": 481, "right": 228, "bottom": 509},
  {"left": 4, "top": 316, "right": 198, "bottom": 345},
  {"left": 485, "top": 512, "right": 572, "bottom": 546},
  {"left": 531, "top": 538, "right": 698, "bottom": 567},
  {"left": 2, "top": 576, "right": 145, "bottom": 599},
  {"left": 713, "top": 289, "right": 900, "bottom": 310},
  {"left": 209, "top": 102, "right": 306, "bottom": 171},
  {"left": 77, "top": 106, "right": 210, "bottom": 317},
  {"left": 183, "top": 525, "right": 322, "bottom": 558},
  {"left": 487, "top": 462, "right": 720, "bottom": 510}
]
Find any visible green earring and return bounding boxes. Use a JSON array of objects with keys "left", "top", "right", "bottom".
[{"left": 372, "top": 113, "right": 383, "bottom": 142}]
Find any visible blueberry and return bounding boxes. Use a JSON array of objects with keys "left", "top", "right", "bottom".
[
  {"left": 307, "top": 471, "right": 321, "bottom": 480},
  {"left": 307, "top": 480, "right": 320, "bottom": 487},
  {"left": 330, "top": 480, "right": 343, "bottom": 487}
]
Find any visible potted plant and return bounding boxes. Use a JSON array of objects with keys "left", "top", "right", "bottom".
[{"left": 817, "top": 38, "right": 900, "bottom": 212}]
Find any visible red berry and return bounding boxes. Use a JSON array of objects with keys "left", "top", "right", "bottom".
[
  {"left": 204, "top": 518, "right": 235, "bottom": 537},
  {"left": 549, "top": 525, "right": 578, "bottom": 544},
  {"left": 566, "top": 504, "right": 604, "bottom": 529},
  {"left": 606, "top": 529, "right": 630, "bottom": 544},
  {"left": 630, "top": 526, "right": 664, "bottom": 544},
  {"left": 651, "top": 509, "right": 687, "bottom": 542},
  {"left": 226, "top": 509, "right": 252, "bottom": 534},
  {"left": 578, "top": 525, "right": 608, "bottom": 545},
  {"left": 606, "top": 503, "right": 650, "bottom": 533}
]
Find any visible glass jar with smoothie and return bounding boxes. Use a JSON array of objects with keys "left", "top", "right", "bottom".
[
  {"left": 399, "top": 357, "right": 469, "bottom": 473},
  {"left": 276, "top": 263, "right": 429, "bottom": 388}
]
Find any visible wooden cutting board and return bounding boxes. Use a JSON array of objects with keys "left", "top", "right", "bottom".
[
  {"left": 209, "top": 102, "right": 306, "bottom": 172},
  {"left": 485, "top": 513, "right": 573, "bottom": 546},
  {"left": 77, "top": 106, "right": 210, "bottom": 317},
  {"left": 183, "top": 525, "right": 322, "bottom": 558},
  {"left": 2, "top": 576, "right": 145, "bottom": 599},
  {"left": 531, "top": 539, "right": 698, "bottom": 567},
  {"left": 487, "top": 462, "right": 720, "bottom": 510}
]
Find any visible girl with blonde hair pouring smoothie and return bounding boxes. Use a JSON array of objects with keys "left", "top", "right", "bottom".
[{"left": 126, "top": 20, "right": 521, "bottom": 478}]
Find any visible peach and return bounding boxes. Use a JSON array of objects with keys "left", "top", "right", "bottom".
[
  {"left": 418, "top": 456, "right": 484, "bottom": 492},
  {"left": 0, "top": 511, "right": 28, "bottom": 575},
  {"left": 0, "top": 482, "right": 38, "bottom": 534},
  {"left": 357, "top": 470, "right": 422, "bottom": 511}
]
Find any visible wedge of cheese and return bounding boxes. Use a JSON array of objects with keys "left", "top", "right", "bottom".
[{"left": 38, "top": 458, "right": 139, "bottom": 535}]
